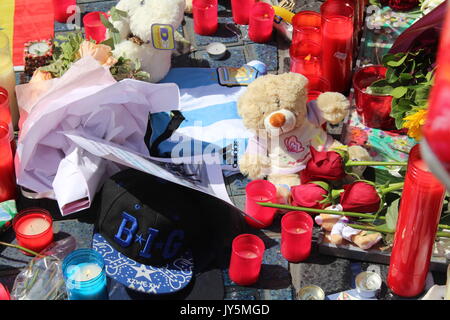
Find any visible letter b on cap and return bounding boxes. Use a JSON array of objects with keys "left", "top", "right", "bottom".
[{"left": 114, "top": 212, "right": 138, "bottom": 247}]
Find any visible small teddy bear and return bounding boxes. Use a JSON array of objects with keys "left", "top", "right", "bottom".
[
  {"left": 109, "top": 0, "right": 186, "bottom": 83},
  {"left": 237, "top": 72, "right": 350, "bottom": 201}
]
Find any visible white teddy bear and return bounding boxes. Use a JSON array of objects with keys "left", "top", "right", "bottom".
[{"left": 109, "top": 0, "right": 186, "bottom": 83}]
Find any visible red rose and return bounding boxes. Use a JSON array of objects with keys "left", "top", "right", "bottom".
[
  {"left": 290, "top": 182, "right": 330, "bottom": 209},
  {"left": 304, "top": 147, "right": 346, "bottom": 181},
  {"left": 339, "top": 181, "right": 381, "bottom": 213}
]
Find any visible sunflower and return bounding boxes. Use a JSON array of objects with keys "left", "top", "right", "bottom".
[{"left": 402, "top": 109, "right": 428, "bottom": 141}]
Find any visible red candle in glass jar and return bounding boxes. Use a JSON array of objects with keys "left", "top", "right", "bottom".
[
  {"left": 281, "top": 211, "right": 313, "bottom": 262},
  {"left": 290, "top": 41, "right": 321, "bottom": 77},
  {"left": 387, "top": 145, "right": 446, "bottom": 297},
  {"left": 193, "top": 0, "right": 218, "bottom": 36},
  {"left": 229, "top": 234, "right": 265, "bottom": 286},
  {"left": 321, "top": 0, "right": 354, "bottom": 94},
  {"left": 13, "top": 208, "right": 54, "bottom": 255},
  {"left": 245, "top": 180, "right": 278, "bottom": 229},
  {"left": 0, "top": 88, "right": 14, "bottom": 153},
  {"left": 52, "top": 0, "right": 76, "bottom": 23},
  {"left": 0, "top": 283, "right": 10, "bottom": 300},
  {"left": 307, "top": 76, "right": 331, "bottom": 102},
  {"left": 291, "top": 11, "right": 322, "bottom": 44},
  {"left": 0, "top": 121, "right": 15, "bottom": 203},
  {"left": 248, "top": 2, "right": 275, "bottom": 43},
  {"left": 83, "top": 12, "right": 108, "bottom": 43},
  {"left": 231, "top": 0, "right": 256, "bottom": 25},
  {"left": 353, "top": 65, "right": 395, "bottom": 130}
]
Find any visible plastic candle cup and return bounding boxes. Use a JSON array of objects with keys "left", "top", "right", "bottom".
[
  {"left": 231, "top": 0, "right": 256, "bottom": 25},
  {"left": 0, "top": 283, "right": 10, "bottom": 300},
  {"left": 0, "top": 32, "right": 18, "bottom": 129},
  {"left": 12, "top": 208, "right": 53, "bottom": 255},
  {"left": 0, "top": 89, "right": 13, "bottom": 152},
  {"left": 353, "top": 65, "right": 395, "bottom": 130},
  {"left": 387, "top": 145, "right": 446, "bottom": 297},
  {"left": 193, "top": 0, "right": 218, "bottom": 36},
  {"left": 291, "top": 11, "right": 322, "bottom": 44},
  {"left": 289, "top": 41, "right": 321, "bottom": 77},
  {"left": 281, "top": 211, "right": 313, "bottom": 262},
  {"left": 248, "top": 2, "right": 275, "bottom": 43},
  {"left": 307, "top": 76, "right": 331, "bottom": 101},
  {"left": 62, "top": 248, "right": 108, "bottom": 300},
  {"left": 52, "top": 0, "right": 76, "bottom": 23},
  {"left": 245, "top": 180, "right": 278, "bottom": 229},
  {"left": 229, "top": 234, "right": 265, "bottom": 286},
  {"left": 320, "top": 0, "right": 354, "bottom": 94},
  {"left": 0, "top": 121, "right": 15, "bottom": 203},
  {"left": 83, "top": 12, "right": 108, "bottom": 43}
]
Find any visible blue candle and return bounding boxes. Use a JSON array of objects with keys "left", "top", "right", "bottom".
[{"left": 62, "top": 249, "right": 108, "bottom": 300}]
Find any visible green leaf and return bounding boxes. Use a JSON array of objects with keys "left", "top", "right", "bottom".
[
  {"left": 386, "top": 54, "right": 407, "bottom": 67},
  {"left": 100, "top": 14, "right": 115, "bottom": 29},
  {"left": 110, "top": 7, "right": 128, "bottom": 21},
  {"left": 390, "top": 86, "right": 408, "bottom": 98},
  {"left": 385, "top": 199, "right": 400, "bottom": 231}
]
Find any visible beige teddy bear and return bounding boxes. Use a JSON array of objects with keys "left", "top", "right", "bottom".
[{"left": 237, "top": 72, "right": 350, "bottom": 201}]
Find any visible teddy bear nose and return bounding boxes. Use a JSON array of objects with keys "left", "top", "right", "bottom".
[{"left": 269, "top": 113, "right": 286, "bottom": 128}]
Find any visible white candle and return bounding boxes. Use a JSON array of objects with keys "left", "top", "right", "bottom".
[
  {"left": 72, "top": 263, "right": 102, "bottom": 282},
  {"left": 16, "top": 217, "right": 51, "bottom": 235}
]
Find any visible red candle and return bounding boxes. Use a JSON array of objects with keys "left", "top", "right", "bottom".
[
  {"left": 0, "top": 121, "right": 15, "bottom": 203},
  {"left": 52, "top": 0, "right": 76, "bottom": 23},
  {"left": 229, "top": 234, "right": 265, "bottom": 286},
  {"left": 307, "top": 76, "right": 331, "bottom": 102},
  {"left": 321, "top": 0, "right": 354, "bottom": 94},
  {"left": 353, "top": 65, "right": 395, "bottom": 130},
  {"left": 13, "top": 208, "right": 54, "bottom": 255},
  {"left": 291, "top": 11, "right": 322, "bottom": 44},
  {"left": 248, "top": 2, "right": 275, "bottom": 43},
  {"left": 231, "top": 0, "right": 256, "bottom": 25},
  {"left": 387, "top": 145, "right": 446, "bottom": 297},
  {"left": 290, "top": 41, "right": 321, "bottom": 77},
  {"left": 245, "top": 180, "right": 278, "bottom": 229},
  {"left": 193, "top": 0, "right": 218, "bottom": 36},
  {"left": 281, "top": 211, "right": 313, "bottom": 262},
  {"left": 83, "top": 12, "right": 108, "bottom": 43},
  {"left": 423, "top": 7, "right": 450, "bottom": 178},
  {"left": 0, "top": 283, "right": 10, "bottom": 300}
]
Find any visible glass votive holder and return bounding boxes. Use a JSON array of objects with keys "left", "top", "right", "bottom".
[
  {"left": 12, "top": 208, "right": 54, "bottom": 255},
  {"left": 292, "top": 11, "right": 322, "bottom": 44},
  {"left": 52, "top": 0, "right": 76, "bottom": 23},
  {"left": 281, "top": 211, "right": 313, "bottom": 262},
  {"left": 229, "top": 234, "right": 265, "bottom": 286},
  {"left": 0, "top": 283, "right": 10, "bottom": 300},
  {"left": 231, "top": 0, "right": 256, "bottom": 25},
  {"left": 83, "top": 11, "right": 108, "bottom": 43},
  {"left": 290, "top": 41, "right": 321, "bottom": 77},
  {"left": 307, "top": 76, "right": 331, "bottom": 102},
  {"left": 0, "top": 121, "right": 15, "bottom": 203},
  {"left": 62, "top": 248, "right": 108, "bottom": 300},
  {"left": 353, "top": 65, "right": 395, "bottom": 130},
  {"left": 245, "top": 180, "right": 278, "bottom": 229},
  {"left": 193, "top": 0, "right": 218, "bottom": 36},
  {"left": 248, "top": 2, "right": 275, "bottom": 43}
]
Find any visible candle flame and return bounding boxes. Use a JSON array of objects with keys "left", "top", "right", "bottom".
[{"left": 304, "top": 54, "right": 312, "bottom": 61}]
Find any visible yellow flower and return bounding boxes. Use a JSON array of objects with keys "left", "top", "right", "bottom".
[
  {"left": 77, "top": 41, "right": 117, "bottom": 67},
  {"left": 402, "top": 109, "right": 428, "bottom": 141}
]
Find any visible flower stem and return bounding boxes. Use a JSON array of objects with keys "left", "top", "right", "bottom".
[
  {"left": 257, "top": 202, "right": 376, "bottom": 219},
  {"left": 258, "top": 203, "right": 450, "bottom": 231},
  {"left": 347, "top": 223, "right": 450, "bottom": 238},
  {"left": 346, "top": 161, "right": 408, "bottom": 167},
  {"left": 380, "top": 182, "right": 404, "bottom": 194},
  {"left": 0, "top": 241, "right": 45, "bottom": 258}
]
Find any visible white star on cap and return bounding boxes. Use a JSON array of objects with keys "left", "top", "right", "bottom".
[{"left": 130, "top": 264, "right": 157, "bottom": 281}]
